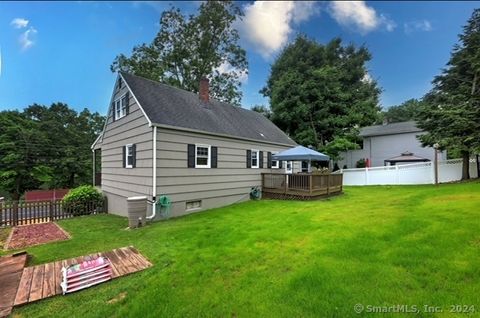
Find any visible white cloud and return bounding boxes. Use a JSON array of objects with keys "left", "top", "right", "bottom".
[
  {"left": 216, "top": 61, "right": 248, "bottom": 84},
  {"left": 10, "top": 18, "right": 29, "bottom": 29},
  {"left": 238, "top": 1, "right": 319, "bottom": 59},
  {"left": 404, "top": 20, "right": 432, "bottom": 34},
  {"left": 19, "top": 27, "right": 37, "bottom": 51},
  {"left": 329, "top": 1, "right": 395, "bottom": 34}
]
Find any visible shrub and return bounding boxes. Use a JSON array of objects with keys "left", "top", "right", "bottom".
[
  {"left": 356, "top": 158, "right": 367, "bottom": 168},
  {"left": 63, "top": 185, "right": 104, "bottom": 216}
]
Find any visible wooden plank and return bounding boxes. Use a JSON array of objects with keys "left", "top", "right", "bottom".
[
  {"left": 102, "top": 251, "right": 128, "bottom": 276},
  {"left": 28, "top": 265, "right": 45, "bottom": 302},
  {"left": 42, "top": 262, "right": 56, "bottom": 299},
  {"left": 116, "top": 248, "right": 143, "bottom": 271},
  {"left": 112, "top": 249, "right": 137, "bottom": 274},
  {"left": 126, "top": 246, "right": 152, "bottom": 267},
  {"left": 53, "top": 261, "right": 63, "bottom": 295},
  {"left": 14, "top": 267, "right": 35, "bottom": 306}
]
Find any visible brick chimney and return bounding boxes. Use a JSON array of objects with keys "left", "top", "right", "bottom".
[{"left": 199, "top": 77, "right": 209, "bottom": 102}]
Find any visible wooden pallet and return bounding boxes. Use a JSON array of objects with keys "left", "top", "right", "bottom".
[
  {"left": 0, "top": 253, "right": 28, "bottom": 317},
  {"left": 12, "top": 246, "right": 152, "bottom": 308}
]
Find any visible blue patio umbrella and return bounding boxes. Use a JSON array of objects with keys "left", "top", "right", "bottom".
[{"left": 272, "top": 146, "right": 330, "bottom": 161}]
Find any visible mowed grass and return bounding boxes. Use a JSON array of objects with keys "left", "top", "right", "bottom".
[{"left": 10, "top": 181, "right": 480, "bottom": 318}]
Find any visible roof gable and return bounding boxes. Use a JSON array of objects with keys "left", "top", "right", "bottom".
[
  {"left": 359, "top": 121, "right": 423, "bottom": 137},
  {"left": 120, "top": 72, "right": 296, "bottom": 146}
]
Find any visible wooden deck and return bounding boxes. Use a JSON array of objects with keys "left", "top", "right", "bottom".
[
  {"left": 262, "top": 173, "right": 343, "bottom": 200},
  {"left": 0, "top": 246, "right": 152, "bottom": 316},
  {"left": 0, "top": 253, "right": 28, "bottom": 317}
]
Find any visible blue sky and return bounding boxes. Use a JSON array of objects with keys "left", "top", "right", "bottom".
[{"left": 0, "top": 1, "right": 478, "bottom": 115}]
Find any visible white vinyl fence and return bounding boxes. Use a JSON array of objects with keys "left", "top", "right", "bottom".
[{"left": 337, "top": 158, "right": 479, "bottom": 186}]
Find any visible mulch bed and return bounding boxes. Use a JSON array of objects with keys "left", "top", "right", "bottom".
[{"left": 5, "top": 223, "right": 70, "bottom": 250}]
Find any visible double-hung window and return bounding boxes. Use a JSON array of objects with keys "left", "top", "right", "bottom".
[
  {"left": 114, "top": 94, "right": 128, "bottom": 121},
  {"left": 125, "top": 144, "right": 134, "bottom": 168},
  {"left": 195, "top": 145, "right": 211, "bottom": 168},
  {"left": 271, "top": 152, "right": 279, "bottom": 168},
  {"left": 251, "top": 149, "right": 259, "bottom": 168}
]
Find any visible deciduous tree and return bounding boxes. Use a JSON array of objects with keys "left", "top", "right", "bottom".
[{"left": 111, "top": 1, "right": 247, "bottom": 105}]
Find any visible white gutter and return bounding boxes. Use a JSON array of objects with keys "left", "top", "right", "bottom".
[{"left": 147, "top": 125, "right": 157, "bottom": 220}]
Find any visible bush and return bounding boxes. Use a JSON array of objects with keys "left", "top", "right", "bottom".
[
  {"left": 63, "top": 185, "right": 104, "bottom": 216},
  {"left": 356, "top": 158, "right": 367, "bottom": 168}
]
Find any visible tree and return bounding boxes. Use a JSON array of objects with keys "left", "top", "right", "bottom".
[
  {"left": 251, "top": 105, "right": 272, "bottom": 119},
  {"left": 261, "top": 36, "right": 381, "bottom": 152},
  {"left": 24, "top": 103, "right": 104, "bottom": 188},
  {"left": 322, "top": 136, "right": 360, "bottom": 164},
  {"left": 0, "top": 103, "right": 105, "bottom": 201},
  {"left": 381, "top": 98, "right": 424, "bottom": 123},
  {"left": 416, "top": 9, "right": 480, "bottom": 180},
  {"left": 0, "top": 111, "right": 49, "bottom": 201},
  {"left": 111, "top": 1, "right": 247, "bottom": 105}
]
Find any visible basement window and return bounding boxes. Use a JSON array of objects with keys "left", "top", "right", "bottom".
[{"left": 186, "top": 200, "right": 202, "bottom": 211}]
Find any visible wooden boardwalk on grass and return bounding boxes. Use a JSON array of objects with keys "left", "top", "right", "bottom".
[
  {"left": 0, "top": 253, "right": 28, "bottom": 317},
  {"left": 0, "top": 246, "right": 151, "bottom": 316}
]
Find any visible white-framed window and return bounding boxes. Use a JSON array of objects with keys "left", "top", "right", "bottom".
[
  {"left": 271, "top": 152, "right": 279, "bottom": 169},
  {"left": 251, "top": 149, "right": 259, "bottom": 168},
  {"left": 285, "top": 161, "right": 293, "bottom": 174},
  {"left": 186, "top": 200, "right": 202, "bottom": 211},
  {"left": 195, "top": 144, "right": 211, "bottom": 168},
  {"left": 114, "top": 94, "right": 128, "bottom": 121},
  {"left": 125, "top": 144, "right": 134, "bottom": 168}
]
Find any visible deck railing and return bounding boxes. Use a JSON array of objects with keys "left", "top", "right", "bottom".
[{"left": 261, "top": 173, "right": 343, "bottom": 198}]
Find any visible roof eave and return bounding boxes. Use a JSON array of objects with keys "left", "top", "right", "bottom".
[{"left": 152, "top": 122, "right": 297, "bottom": 148}]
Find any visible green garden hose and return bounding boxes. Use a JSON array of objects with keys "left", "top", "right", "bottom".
[{"left": 155, "top": 195, "right": 172, "bottom": 219}]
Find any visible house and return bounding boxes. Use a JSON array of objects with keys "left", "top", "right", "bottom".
[
  {"left": 338, "top": 121, "right": 447, "bottom": 168},
  {"left": 91, "top": 73, "right": 296, "bottom": 218}
]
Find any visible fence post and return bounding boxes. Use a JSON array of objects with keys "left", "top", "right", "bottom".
[
  {"left": 395, "top": 165, "right": 399, "bottom": 184},
  {"left": 49, "top": 201, "right": 54, "bottom": 221},
  {"left": 284, "top": 174, "right": 288, "bottom": 194},
  {"left": 327, "top": 174, "right": 330, "bottom": 195},
  {"left": 0, "top": 198, "right": 3, "bottom": 227},
  {"left": 309, "top": 175, "right": 313, "bottom": 195},
  {"left": 365, "top": 167, "right": 369, "bottom": 186}
]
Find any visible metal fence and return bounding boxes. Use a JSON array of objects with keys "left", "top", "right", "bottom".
[{"left": 0, "top": 198, "right": 107, "bottom": 227}]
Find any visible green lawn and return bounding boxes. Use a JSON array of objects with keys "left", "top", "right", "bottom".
[{"left": 9, "top": 181, "right": 480, "bottom": 317}]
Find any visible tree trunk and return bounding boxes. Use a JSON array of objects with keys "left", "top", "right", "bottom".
[{"left": 461, "top": 150, "right": 470, "bottom": 180}]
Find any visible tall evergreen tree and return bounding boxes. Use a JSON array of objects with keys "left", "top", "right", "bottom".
[
  {"left": 111, "top": 1, "right": 247, "bottom": 105},
  {"left": 261, "top": 36, "right": 381, "bottom": 157},
  {"left": 416, "top": 9, "right": 480, "bottom": 179}
]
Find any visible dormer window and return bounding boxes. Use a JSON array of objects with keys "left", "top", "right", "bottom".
[{"left": 114, "top": 93, "right": 129, "bottom": 121}]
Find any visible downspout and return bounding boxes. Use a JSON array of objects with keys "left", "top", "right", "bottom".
[{"left": 147, "top": 126, "right": 157, "bottom": 220}]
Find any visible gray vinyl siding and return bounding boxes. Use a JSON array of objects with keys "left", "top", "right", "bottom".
[
  {"left": 156, "top": 127, "right": 292, "bottom": 217},
  {"left": 100, "top": 83, "right": 153, "bottom": 216}
]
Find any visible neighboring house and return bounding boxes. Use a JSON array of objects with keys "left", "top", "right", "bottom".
[
  {"left": 338, "top": 121, "right": 447, "bottom": 168},
  {"left": 92, "top": 73, "right": 296, "bottom": 218}
]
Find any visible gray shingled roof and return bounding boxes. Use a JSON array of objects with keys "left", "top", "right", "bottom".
[
  {"left": 121, "top": 72, "right": 296, "bottom": 146},
  {"left": 359, "top": 121, "right": 423, "bottom": 137}
]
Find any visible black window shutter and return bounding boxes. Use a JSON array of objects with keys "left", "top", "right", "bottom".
[
  {"left": 279, "top": 160, "right": 283, "bottom": 169},
  {"left": 125, "top": 92, "right": 130, "bottom": 115},
  {"left": 267, "top": 152, "right": 272, "bottom": 169},
  {"left": 259, "top": 151, "right": 264, "bottom": 168},
  {"left": 246, "top": 150, "right": 252, "bottom": 168},
  {"left": 211, "top": 146, "right": 218, "bottom": 168},
  {"left": 132, "top": 144, "right": 136, "bottom": 168},
  {"left": 187, "top": 144, "right": 195, "bottom": 168},
  {"left": 112, "top": 102, "right": 116, "bottom": 122},
  {"left": 122, "top": 145, "right": 126, "bottom": 168}
]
